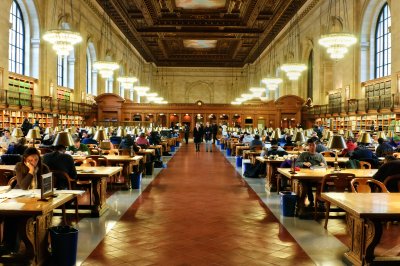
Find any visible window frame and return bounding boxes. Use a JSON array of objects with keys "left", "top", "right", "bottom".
[
  {"left": 8, "top": 0, "right": 25, "bottom": 74},
  {"left": 374, "top": 3, "right": 391, "bottom": 78}
]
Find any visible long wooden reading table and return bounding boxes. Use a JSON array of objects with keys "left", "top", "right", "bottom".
[{"left": 322, "top": 193, "right": 400, "bottom": 266}]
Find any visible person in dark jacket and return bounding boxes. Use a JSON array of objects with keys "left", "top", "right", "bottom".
[
  {"left": 184, "top": 124, "right": 190, "bottom": 144},
  {"left": 373, "top": 157, "right": 400, "bottom": 191},
  {"left": 212, "top": 123, "right": 218, "bottom": 144},
  {"left": 204, "top": 122, "right": 213, "bottom": 152},
  {"left": 193, "top": 123, "right": 203, "bottom": 152},
  {"left": 43, "top": 145, "right": 77, "bottom": 188},
  {"left": 375, "top": 137, "right": 394, "bottom": 157}
]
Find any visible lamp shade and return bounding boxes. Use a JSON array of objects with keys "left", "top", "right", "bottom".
[
  {"left": 327, "top": 135, "right": 347, "bottom": 150},
  {"left": 26, "top": 129, "right": 41, "bottom": 140},
  {"left": 116, "top": 127, "right": 127, "bottom": 137},
  {"left": 87, "top": 127, "right": 95, "bottom": 135},
  {"left": 338, "top": 129, "right": 345, "bottom": 135},
  {"left": 52, "top": 131, "right": 74, "bottom": 147},
  {"left": 11, "top": 128, "right": 24, "bottom": 138},
  {"left": 93, "top": 129, "right": 107, "bottom": 141},
  {"left": 387, "top": 131, "right": 395, "bottom": 138},
  {"left": 44, "top": 127, "right": 53, "bottom": 135},
  {"left": 377, "top": 131, "right": 386, "bottom": 140},
  {"left": 357, "top": 132, "right": 372, "bottom": 144},
  {"left": 344, "top": 130, "right": 354, "bottom": 139},
  {"left": 293, "top": 132, "right": 306, "bottom": 143}
]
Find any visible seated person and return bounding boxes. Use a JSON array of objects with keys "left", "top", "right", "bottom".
[
  {"left": 136, "top": 132, "right": 150, "bottom": 148},
  {"left": 148, "top": 131, "right": 161, "bottom": 145},
  {"left": 109, "top": 134, "right": 122, "bottom": 146},
  {"left": 3, "top": 148, "right": 50, "bottom": 254},
  {"left": 373, "top": 156, "right": 400, "bottom": 191},
  {"left": 388, "top": 138, "right": 398, "bottom": 148},
  {"left": 340, "top": 138, "right": 357, "bottom": 157},
  {"left": 295, "top": 138, "right": 327, "bottom": 207},
  {"left": 261, "top": 139, "right": 285, "bottom": 157},
  {"left": 284, "top": 136, "right": 294, "bottom": 147},
  {"left": 68, "top": 138, "right": 90, "bottom": 155},
  {"left": 350, "top": 142, "right": 379, "bottom": 167},
  {"left": 249, "top": 135, "right": 263, "bottom": 150},
  {"left": 43, "top": 145, "right": 77, "bottom": 188},
  {"left": 309, "top": 136, "right": 328, "bottom": 153},
  {"left": 242, "top": 133, "right": 254, "bottom": 144},
  {"left": 375, "top": 137, "right": 394, "bottom": 157},
  {"left": 0, "top": 129, "right": 17, "bottom": 150},
  {"left": 6, "top": 137, "right": 27, "bottom": 155},
  {"left": 81, "top": 133, "right": 98, "bottom": 145}
]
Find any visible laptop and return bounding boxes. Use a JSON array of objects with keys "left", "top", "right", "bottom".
[{"left": 40, "top": 172, "right": 54, "bottom": 201}]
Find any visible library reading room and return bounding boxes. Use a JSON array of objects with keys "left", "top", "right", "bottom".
[{"left": 0, "top": 0, "right": 400, "bottom": 265}]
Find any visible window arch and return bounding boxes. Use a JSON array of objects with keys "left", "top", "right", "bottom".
[
  {"left": 374, "top": 3, "right": 391, "bottom": 78},
  {"left": 9, "top": 1, "right": 25, "bottom": 74},
  {"left": 86, "top": 43, "right": 98, "bottom": 96}
]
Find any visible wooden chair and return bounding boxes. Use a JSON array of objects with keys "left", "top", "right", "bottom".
[
  {"left": 51, "top": 170, "right": 80, "bottom": 222},
  {"left": 82, "top": 158, "right": 97, "bottom": 167},
  {"left": 86, "top": 155, "right": 108, "bottom": 167},
  {"left": 351, "top": 178, "right": 389, "bottom": 193},
  {"left": 392, "top": 152, "right": 400, "bottom": 159},
  {"left": 293, "top": 146, "right": 304, "bottom": 151},
  {"left": 102, "top": 149, "right": 119, "bottom": 155},
  {"left": 359, "top": 161, "right": 372, "bottom": 169},
  {"left": 315, "top": 173, "right": 355, "bottom": 229},
  {"left": 321, "top": 151, "right": 335, "bottom": 157},
  {"left": 384, "top": 174, "right": 400, "bottom": 192},
  {"left": 0, "top": 169, "right": 14, "bottom": 186},
  {"left": 7, "top": 176, "right": 17, "bottom": 188}
]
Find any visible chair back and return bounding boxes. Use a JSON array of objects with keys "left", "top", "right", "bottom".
[
  {"left": 50, "top": 170, "right": 73, "bottom": 190},
  {"left": 103, "top": 149, "right": 119, "bottom": 155},
  {"left": 86, "top": 155, "right": 108, "bottom": 167},
  {"left": 351, "top": 178, "right": 389, "bottom": 193},
  {"left": 7, "top": 176, "right": 17, "bottom": 188},
  {"left": 392, "top": 152, "right": 400, "bottom": 158},
  {"left": 320, "top": 173, "right": 356, "bottom": 193},
  {"left": 83, "top": 158, "right": 97, "bottom": 167},
  {"left": 359, "top": 161, "right": 372, "bottom": 169},
  {"left": 251, "top": 145, "right": 263, "bottom": 151},
  {"left": 0, "top": 169, "right": 14, "bottom": 186},
  {"left": 384, "top": 174, "right": 400, "bottom": 192},
  {"left": 321, "top": 151, "right": 335, "bottom": 157},
  {"left": 284, "top": 146, "right": 294, "bottom": 151}
]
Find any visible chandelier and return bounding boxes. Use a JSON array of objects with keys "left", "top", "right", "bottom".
[
  {"left": 117, "top": 76, "right": 138, "bottom": 89},
  {"left": 318, "top": 0, "right": 356, "bottom": 59},
  {"left": 281, "top": 15, "right": 307, "bottom": 80},
  {"left": 43, "top": 0, "right": 82, "bottom": 56},
  {"left": 94, "top": 9, "right": 119, "bottom": 79},
  {"left": 262, "top": 77, "right": 282, "bottom": 90},
  {"left": 134, "top": 86, "right": 150, "bottom": 95}
]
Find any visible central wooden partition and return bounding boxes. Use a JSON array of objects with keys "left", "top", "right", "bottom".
[{"left": 95, "top": 93, "right": 304, "bottom": 130}]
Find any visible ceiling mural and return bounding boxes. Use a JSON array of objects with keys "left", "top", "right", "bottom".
[
  {"left": 175, "top": 0, "right": 226, "bottom": 9},
  {"left": 183, "top": 40, "right": 217, "bottom": 49},
  {"left": 97, "top": 0, "right": 307, "bottom": 67}
]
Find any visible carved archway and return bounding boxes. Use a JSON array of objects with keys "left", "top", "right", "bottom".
[{"left": 184, "top": 81, "right": 214, "bottom": 103}]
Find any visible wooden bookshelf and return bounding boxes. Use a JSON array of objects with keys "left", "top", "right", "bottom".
[
  {"left": 0, "top": 110, "right": 54, "bottom": 129},
  {"left": 57, "top": 86, "right": 71, "bottom": 101},
  {"left": 58, "top": 114, "right": 83, "bottom": 127},
  {"left": 8, "top": 72, "right": 37, "bottom": 106}
]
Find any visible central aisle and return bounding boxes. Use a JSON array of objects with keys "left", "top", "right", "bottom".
[{"left": 83, "top": 144, "right": 314, "bottom": 265}]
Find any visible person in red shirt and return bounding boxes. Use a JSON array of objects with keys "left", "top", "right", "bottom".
[{"left": 341, "top": 138, "right": 357, "bottom": 157}]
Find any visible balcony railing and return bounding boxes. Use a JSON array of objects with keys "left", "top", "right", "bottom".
[
  {"left": 304, "top": 93, "right": 400, "bottom": 116},
  {"left": 0, "top": 89, "right": 95, "bottom": 115}
]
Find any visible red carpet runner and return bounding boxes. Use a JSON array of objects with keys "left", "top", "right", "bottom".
[{"left": 83, "top": 144, "right": 314, "bottom": 265}]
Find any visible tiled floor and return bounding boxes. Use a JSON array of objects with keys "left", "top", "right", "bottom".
[{"left": 74, "top": 143, "right": 400, "bottom": 266}]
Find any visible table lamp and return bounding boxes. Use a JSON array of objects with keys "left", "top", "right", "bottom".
[
  {"left": 117, "top": 127, "right": 127, "bottom": 137},
  {"left": 11, "top": 128, "right": 24, "bottom": 138},
  {"left": 327, "top": 135, "right": 347, "bottom": 172},
  {"left": 357, "top": 132, "right": 372, "bottom": 145},
  {"left": 338, "top": 129, "right": 344, "bottom": 135},
  {"left": 344, "top": 130, "right": 354, "bottom": 139},
  {"left": 377, "top": 131, "right": 386, "bottom": 140},
  {"left": 44, "top": 127, "right": 53, "bottom": 135},
  {"left": 26, "top": 129, "right": 42, "bottom": 146},
  {"left": 293, "top": 131, "right": 306, "bottom": 153},
  {"left": 387, "top": 130, "right": 395, "bottom": 139},
  {"left": 52, "top": 131, "right": 74, "bottom": 147},
  {"left": 93, "top": 129, "right": 107, "bottom": 146},
  {"left": 87, "top": 127, "right": 95, "bottom": 135}
]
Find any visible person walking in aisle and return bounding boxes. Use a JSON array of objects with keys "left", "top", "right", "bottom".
[
  {"left": 204, "top": 122, "right": 213, "bottom": 152},
  {"left": 193, "top": 123, "right": 203, "bottom": 152},
  {"left": 184, "top": 124, "right": 190, "bottom": 144},
  {"left": 212, "top": 122, "right": 218, "bottom": 144}
]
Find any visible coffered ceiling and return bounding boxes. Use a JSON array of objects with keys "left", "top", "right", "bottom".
[{"left": 96, "top": 0, "right": 307, "bottom": 67}]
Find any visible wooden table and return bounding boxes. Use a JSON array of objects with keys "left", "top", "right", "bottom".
[
  {"left": 277, "top": 168, "right": 377, "bottom": 217},
  {"left": 236, "top": 145, "right": 249, "bottom": 157},
  {"left": 76, "top": 166, "right": 122, "bottom": 216},
  {"left": 0, "top": 193, "right": 76, "bottom": 265},
  {"left": 243, "top": 150, "right": 262, "bottom": 164},
  {"left": 321, "top": 193, "right": 400, "bottom": 265},
  {"left": 257, "top": 156, "right": 350, "bottom": 192}
]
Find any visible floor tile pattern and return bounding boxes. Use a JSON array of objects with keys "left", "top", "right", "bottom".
[{"left": 83, "top": 144, "right": 314, "bottom": 265}]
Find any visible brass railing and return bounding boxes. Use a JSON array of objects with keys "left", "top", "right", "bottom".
[{"left": 304, "top": 93, "right": 400, "bottom": 116}]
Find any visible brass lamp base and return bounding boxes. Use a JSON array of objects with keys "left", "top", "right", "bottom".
[{"left": 331, "top": 162, "right": 341, "bottom": 172}]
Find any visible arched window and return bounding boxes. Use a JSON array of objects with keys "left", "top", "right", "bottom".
[
  {"left": 307, "top": 50, "right": 314, "bottom": 99},
  {"left": 9, "top": 1, "right": 25, "bottom": 74},
  {"left": 86, "top": 43, "right": 98, "bottom": 96},
  {"left": 57, "top": 56, "right": 65, "bottom": 86},
  {"left": 375, "top": 3, "right": 391, "bottom": 78}
]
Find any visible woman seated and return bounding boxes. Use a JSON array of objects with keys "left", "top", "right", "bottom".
[
  {"left": 3, "top": 148, "right": 50, "bottom": 254},
  {"left": 136, "top": 132, "right": 150, "bottom": 148}
]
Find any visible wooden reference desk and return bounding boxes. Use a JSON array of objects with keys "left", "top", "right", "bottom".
[
  {"left": 277, "top": 168, "right": 377, "bottom": 217},
  {"left": 0, "top": 193, "right": 76, "bottom": 265},
  {"left": 321, "top": 193, "right": 400, "bottom": 265},
  {"left": 76, "top": 166, "right": 122, "bottom": 216},
  {"left": 257, "top": 157, "right": 350, "bottom": 192}
]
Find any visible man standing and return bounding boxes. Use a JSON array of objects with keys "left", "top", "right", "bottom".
[
  {"left": 212, "top": 123, "right": 218, "bottom": 144},
  {"left": 204, "top": 122, "right": 213, "bottom": 152},
  {"left": 193, "top": 123, "right": 203, "bottom": 152},
  {"left": 184, "top": 124, "right": 190, "bottom": 144}
]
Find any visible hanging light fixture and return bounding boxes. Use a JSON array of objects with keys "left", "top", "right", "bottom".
[
  {"left": 249, "top": 87, "right": 265, "bottom": 97},
  {"left": 43, "top": 0, "right": 82, "bottom": 56},
  {"left": 262, "top": 46, "right": 283, "bottom": 90},
  {"left": 318, "top": 0, "right": 357, "bottom": 59},
  {"left": 93, "top": 6, "right": 119, "bottom": 79},
  {"left": 281, "top": 15, "right": 307, "bottom": 80},
  {"left": 117, "top": 76, "right": 138, "bottom": 89}
]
